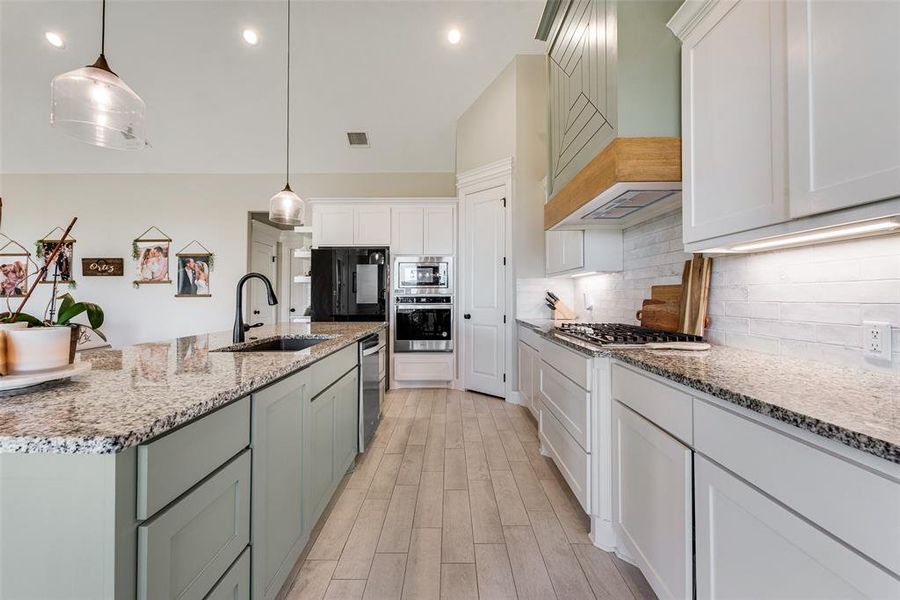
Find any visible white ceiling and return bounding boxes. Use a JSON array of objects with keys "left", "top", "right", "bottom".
[{"left": 0, "top": 0, "right": 545, "bottom": 174}]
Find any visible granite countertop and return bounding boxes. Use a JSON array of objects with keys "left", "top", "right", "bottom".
[
  {"left": 518, "top": 318, "right": 900, "bottom": 464},
  {"left": 0, "top": 322, "right": 386, "bottom": 455}
]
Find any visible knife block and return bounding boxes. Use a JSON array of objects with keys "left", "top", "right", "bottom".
[{"left": 552, "top": 300, "right": 577, "bottom": 320}]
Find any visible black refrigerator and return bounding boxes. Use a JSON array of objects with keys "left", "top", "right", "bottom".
[{"left": 311, "top": 248, "right": 389, "bottom": 321}]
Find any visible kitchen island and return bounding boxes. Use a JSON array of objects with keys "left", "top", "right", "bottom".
[{"left": 0, "top": 321, "right": 387, "bottom": 600}]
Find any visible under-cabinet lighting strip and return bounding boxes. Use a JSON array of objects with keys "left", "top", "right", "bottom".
[{"left": 712, "top": 217, "right": 900, "bottom": 253}]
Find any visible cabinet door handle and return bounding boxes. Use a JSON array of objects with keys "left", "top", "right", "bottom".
[
  {"left": 290, "top": 308, "right": 296, "bottom": 313},
  {"left": 253, "top": 310, "right": 260, "bottom": 315},
  {"left": 464, "top": 314, "right": 471, "bottom": 320}
]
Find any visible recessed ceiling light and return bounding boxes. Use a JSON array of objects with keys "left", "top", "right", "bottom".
[
  {"left": 447, "top": 28, "right": 461, "bottom": 45},
  {"left": 242, "top": 29, "right": 259, "bottom": 46},
  {"left": 44, "top": 32, "right": 65, "bottom": 48}
]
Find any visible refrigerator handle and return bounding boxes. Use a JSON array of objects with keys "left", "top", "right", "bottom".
[{"left": 352, "top": 271, "right": 357, "bottom": 294}]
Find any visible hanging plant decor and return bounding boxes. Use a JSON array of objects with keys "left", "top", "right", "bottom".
[
  {"left": 36, "top": 226, "right": 76, "bottom": 287},
  {"left": 132, "top": 226, "right": 172, "bottom": 287},
  {"left": 175, "top": 240, "right": 214, "bottom": 298}
]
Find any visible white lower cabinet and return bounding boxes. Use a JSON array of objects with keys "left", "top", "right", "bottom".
[
  {"left": 613, "top": 400, "right": 693, "bottom": 600},
  {"left": 540, "top": 404, "right": 589, "bottom": 511},
  {"left": 517, "top": 340, "right": 536, "bottom": 417},
  {"left": 695, "top": 455, "right": 899, "bottom": 600}
]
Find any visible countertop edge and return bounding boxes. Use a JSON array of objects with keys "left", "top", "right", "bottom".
[
  {"left": 516, "top": 318, "right": 900, "bottom": 465},
  {"left": 0, "top": 323, "right": 386, "bottom": 456}
]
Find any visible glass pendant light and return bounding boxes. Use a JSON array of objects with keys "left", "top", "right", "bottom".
[
  {"left": 268, "top": 0, "right": 305, "bottom": 225},
  {"left": 50, "top": 0, "right": 146, "bottom": 150}
]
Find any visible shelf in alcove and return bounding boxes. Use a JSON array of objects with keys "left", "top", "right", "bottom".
[
  {"left": 293, "top": 275, "right": 312, "bottom": 284},
  {"left": 293, "top": 250, "right": 312, "bottom": 259},
  {"left": 290, "top": 316, "right": 311, "bottom": 323},
  {"left": 293, "top": 226, "right": 313, "bottom": 234}
]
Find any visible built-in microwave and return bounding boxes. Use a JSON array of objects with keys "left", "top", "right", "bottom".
[{"left": 392, "top": 256, "right": 453, "bottom": 295}]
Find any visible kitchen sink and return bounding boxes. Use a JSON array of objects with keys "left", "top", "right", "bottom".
[{"left": 219, "top": 336, "right": 331, "bottom": 352}]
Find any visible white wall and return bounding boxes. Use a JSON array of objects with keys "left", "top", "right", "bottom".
[
  {"left": 456, "top": 53, "right": 548, "bottom": 279},
  {"left": 567, "top": 209, "right": 900, "bottom": 372},
  {"left": 513, "top": 55, "right": 550, "bottom": 280},
  {"left": 0, "top": 172, "right": 454, "bottom": 346},
  {"left": 455, "top": 59, "right": 517, "bottom": 175}
]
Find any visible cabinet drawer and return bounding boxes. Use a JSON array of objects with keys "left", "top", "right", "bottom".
[
  {"left": 695, "top": 456, "right": 899, "bottom": 599},
  {"left": 206, "top": 547, "right": 250, "bottom": 600},
  {"left": 518, "top": 325, "right": 542, "bottom": 350},
  {"left": 138, "top": 450, "right": 251, "bottom": 600},
  {"left": 310, "top": 344, "right": 357, "bottom": 399},
  {"left": 537, "top": 361, "right": 590, "bottom": 451},
  {"left": 612, "top": 363, "right": 692, "bottom": 444},
  {"left": 540, "top": 403, "right": 589, "bottom": 511},
  {"left": 537, "top": 337, "right": 591, "bottom": 390},
  {"left": 137, "top": 397, "right": 250, "bottom": 519},
  {"left": 393, "top": 355, "right": 453, "bottom": 381},
  {"left": 694, "top": 399, "right": 900, "bottom": 574}
]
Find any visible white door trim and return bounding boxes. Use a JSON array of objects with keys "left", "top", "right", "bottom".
[{"left": 457, "top": 157, "right": 514, "bottom": 398}]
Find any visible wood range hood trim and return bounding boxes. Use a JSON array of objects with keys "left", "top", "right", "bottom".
[{"left": 544, "top": 137, "right": 682, "bottom": 230}]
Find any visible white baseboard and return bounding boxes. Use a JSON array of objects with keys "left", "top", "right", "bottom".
[
  {"left": 389, "top": 380, "right": 453, "bottom": 390},
  {"left": 590, "top": 518, "right": 617, "bottom": 552},
  {"left": 506, "top": 391, "right": 523, "bottom": 405}
]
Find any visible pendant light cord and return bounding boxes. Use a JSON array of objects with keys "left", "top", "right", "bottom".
[
  {"left": 100, "top": 0, "right": 106, "bottom": 56},
  {"left": 285, "top": 0, "right": 291, "bottom": 187}
]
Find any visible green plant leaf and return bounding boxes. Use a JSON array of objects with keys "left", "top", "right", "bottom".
[
  {"left": 0, "top": 312, "right": 44, "bottom": 326},
  {"left": 82, "top": 302, "right": 104, "bottom": 329},
  {"left": 56, "top": 302, "right": 84, "bottom": 325},
  {"left": 57, "top": 293, "right": 75, "bottom": 319}
]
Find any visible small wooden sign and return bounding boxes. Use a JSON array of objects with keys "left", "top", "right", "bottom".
[{"left": 82, "top": 258, "right": 124, "bottom": 277}]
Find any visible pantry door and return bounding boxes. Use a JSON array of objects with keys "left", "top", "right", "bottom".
[{"left": 462, "top": 183, "right": 507, "bottom": 397}]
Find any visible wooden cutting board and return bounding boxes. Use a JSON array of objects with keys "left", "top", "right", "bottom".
[
  {"left": 678, "top": 255, "right": 713, "bottom": 336},
  {"left": 637, "top": 284, "right": 682, "bottom": 332}
]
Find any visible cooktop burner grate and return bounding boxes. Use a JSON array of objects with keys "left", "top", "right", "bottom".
[{"left": 555, "top": 322, "right": 704, "bottom": 346}]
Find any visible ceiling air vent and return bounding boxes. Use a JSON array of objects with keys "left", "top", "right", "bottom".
[{"left": 347, "top": 131, "right": 370, "bottom": 148}]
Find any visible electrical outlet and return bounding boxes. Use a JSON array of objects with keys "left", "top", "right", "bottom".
[{"left": 863, "top": 321, "right": 892, "bottom": 360}]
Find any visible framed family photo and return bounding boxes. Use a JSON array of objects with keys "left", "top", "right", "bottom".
[
  {"left": 0, "top": 253, "right": 29, "bottom": 298},
  {"left": 176, "top": 254, "right": 212, "bottom": 297},
  {"left": 134, "top": 240, "right": 171, "bottom": 284},
  {"left": 37, "top": 239, "right": 75, "bottom": 284}
]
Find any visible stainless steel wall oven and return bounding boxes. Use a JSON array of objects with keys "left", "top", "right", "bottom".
[{"left": 393, "top": 296, "right": 453, "bottom": 352}]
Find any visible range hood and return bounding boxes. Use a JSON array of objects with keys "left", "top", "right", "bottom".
[{"left": 544, "top": 137, "right": 682, "bottom": 231}]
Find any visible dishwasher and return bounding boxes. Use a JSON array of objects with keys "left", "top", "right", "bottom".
[{"left": 359, "top": 334, "right": 383, "bottom": 452}]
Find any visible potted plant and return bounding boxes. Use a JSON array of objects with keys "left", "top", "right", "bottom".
[{"left": 0, "top": 293, "right": 105, "bottom": 372}]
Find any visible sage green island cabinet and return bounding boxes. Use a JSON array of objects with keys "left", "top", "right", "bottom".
[
  {"left": 251, "top": 371, "right": 309, "bottom": 600},
  {"left": 0, "top": 326, "right": 381, "bottom": 600}
]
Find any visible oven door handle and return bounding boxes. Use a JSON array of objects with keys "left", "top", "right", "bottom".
[{"left": 395, "top": 305, "right": 453, "bottom": 311}]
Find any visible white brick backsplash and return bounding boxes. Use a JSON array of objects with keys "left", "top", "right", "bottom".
[
  {"left": 779, "top": 303, "right": 861, "bottom": 325},
  {"left": 515, "top": 278, "right": 575, "bottom": 319},
  {"left": 553, "top": 208, "right": 899, "bottom": 372}
]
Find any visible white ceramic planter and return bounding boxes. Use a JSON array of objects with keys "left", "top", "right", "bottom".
[
  {"left": 0, "top": 322, "right": 28, "bottom": 375},
  {"left": 6, "top": 327, "right": 72, "bottom": 373}
]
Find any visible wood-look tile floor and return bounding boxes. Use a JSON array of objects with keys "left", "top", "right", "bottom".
[{"left": 286, "top": 389, "right": 657, "bottom": 600}]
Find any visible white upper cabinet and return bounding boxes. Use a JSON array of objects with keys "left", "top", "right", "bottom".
[
  {"left": 676, "top": 0, "right": 789, "bottom": 244},
  {"left": 314, "top": 205, "right": 356, "bottom": 246},
  {"left": 390, "top": 207, "right": 424, "bottom": 255},
  {"left": 671, "top": 0, "right": 900, "bottom": 249},
  {"left": 313, "top": 201, "right": 456, "bottom": 251},
  {"left": 546, "top": 230, "right": 584, "bottom": 275},
  {"left": 786, "top": 0, "right": 900, "bottom": 217},
  {"left": 389, "top": 205, "right": 455, "bottom": 256},
  {"left": 545, "top": 229, "right": 622, "bottom": 277},
  {"left": 423, "top": 206, "right": 455, "bottom": 255},
  {"left": 353, "top": 206, "right": 391, "bottom": 246}
]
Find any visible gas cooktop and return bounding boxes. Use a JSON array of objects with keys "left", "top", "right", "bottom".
[{"left": 555, "top": 322, "right": 704, "bottom": 347}]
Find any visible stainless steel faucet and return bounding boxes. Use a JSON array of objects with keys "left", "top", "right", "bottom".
[{"left": 233, "top": 272, "right": 279, "bottom": 343}]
